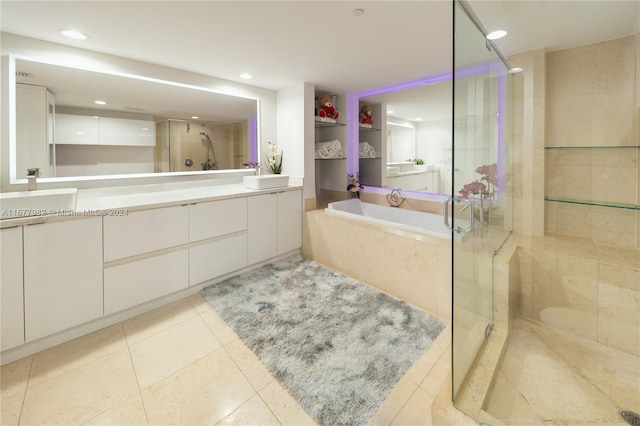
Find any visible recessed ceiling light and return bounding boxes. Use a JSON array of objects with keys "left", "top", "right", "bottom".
[
  {"left": 387, "top": 110, "right": 395, "bottom": 114},
  {"left": 192, "top": 116, "right": 199, "bottom": 119},
  {"left": 509, "top": 67, "right": 524, "bottom": 74},
  {"left": 415, "top": 118, "right": 423, "bottom": 121},
  {"left": 486, "top": 30, "right": 507, "bottom": 40},
  {"left": 94, "top": 100, "right": 106, "bottom": 105},
  {"left": 352, "top": 8, "right": 365, "bottom": 16},
  {"left": 60, "top": 29, "right": 90, "bottom": 40},
  {"left": 239, "top": 73, "right": 253, "bottom": 80}
]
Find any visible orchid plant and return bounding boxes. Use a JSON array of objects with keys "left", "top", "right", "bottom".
[
  {"left": 265, "top": 141, "right": 283, "bottom": 174},
  {"left": 459, "top": 163, "right": 497, "bottom": 200}
]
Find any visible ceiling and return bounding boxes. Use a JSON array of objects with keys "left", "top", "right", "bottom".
[{"left": 1, "top": 1, "right": 638, "bottom": 122}]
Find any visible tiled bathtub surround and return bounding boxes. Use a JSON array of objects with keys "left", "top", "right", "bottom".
[{"left": 302, "top": 210, "right": 451, "bottom": 321}]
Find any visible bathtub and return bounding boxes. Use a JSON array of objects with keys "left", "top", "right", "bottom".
[
  {"left": 304, "top": 198, "right": 452, "bottom": 320},
  {"left": 326, "top": 198, "right": 450, "bottom": 239}
]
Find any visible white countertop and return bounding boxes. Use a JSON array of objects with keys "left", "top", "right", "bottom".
[{"left": 1, "top": 179, "right": 302, "bottom": 228}]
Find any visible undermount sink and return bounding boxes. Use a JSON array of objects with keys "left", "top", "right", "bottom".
[
  {"left": 243, "top": 175, "right": 289, "bottom": 190},
  {"left": 0, "top": 188, "right": 78, "bottom": 219}
]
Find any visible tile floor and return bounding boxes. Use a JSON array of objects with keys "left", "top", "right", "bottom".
[
  {"left": 1, "top": 293, "right": 452, "bottom": 426},
  {"left": 484, "top": 318, "right": 640, "bottom": 425}
]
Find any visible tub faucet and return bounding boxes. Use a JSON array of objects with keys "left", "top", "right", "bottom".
[
  {"left": 387, "top": 188, "right": 406, "bottom": 207},
  {"left": 26, "top": 168, "right": 40, "bottom": 191}
]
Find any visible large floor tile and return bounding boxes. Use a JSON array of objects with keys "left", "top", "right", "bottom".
[
  {"left": 129, "top": 315, "right": 221, "bottom": 389},
  {"left": 368, "top": 377, "right": 418, "bottom": 426},
  {"left": 0, "top": 356, "right": 32, "bottom": 398},
  {"left": 20, "top": 348, "right": 139, "bottom": 425},
  {"left": 123, "top": 299, "right": 199, "bottom": 345},
  {"left": 216, "top": 394, "right": 280, "bottom": 426},
  {"left": 391, "top": 386, "right": 434, "bottom": 426},
  {"left": 29, "top": 324, "right": 127, "bottom": 386},
  {"left": 200, "top": 309, "right": 240, "bottom": 345},
  {"left": 259, "top": 379, "right": 317, "bottom": 426},
  {"left": 81, "top": 393, "right": 148, "bottom": 425},
  {"left": 224, "top": 340, "right": 275, "bottom": 392},
  {"left": 1, "top": 391, "right": 24, "bottom": 426},
  {"left": 142, "top": 349, "right": 256, "bottom": 425}
]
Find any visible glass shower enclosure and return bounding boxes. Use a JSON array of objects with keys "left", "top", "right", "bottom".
[
  {"left": 155, "top": 119, "right": 250, "bottom": 172},
  {"left": 450, "top": 0, "right": 512, "bottom": 406}
]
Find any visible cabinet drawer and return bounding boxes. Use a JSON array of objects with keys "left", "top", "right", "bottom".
[
  {"left": 189, "top": 198, "right": 247, "bottom": 242},
  {"left": 104, "top": 205, "right": 188, "bottom": 262},
  {"left": 104, "top": 249, "right": 189, "bottom": 315},
  {"left": 189, "top": 233, "right": 247, "bottom": 286}
]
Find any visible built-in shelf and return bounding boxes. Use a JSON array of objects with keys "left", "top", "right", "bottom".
[
  {"left": 359, "top": 125, "right": 381, "bottom": 133},
  {"left": 314, "top": 119, "right": 346, "bottom": 128},
  {"left": 545, "top": 197, "right": 640, "bottom": 210},
  {"left": 315, "top": 157, "right": 346, "bottom": 160},
  {"left": 545, "top": 145, "right": 639, "bottom": 150},
  {"left": 359, "top": 157, "right": 382, "bottom": 160}
]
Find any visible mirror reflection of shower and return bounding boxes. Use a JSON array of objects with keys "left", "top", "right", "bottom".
[
  {"left": 155, "top": 119, "right": 250, "bottom": 172},
  {"left": 199, "top": 131, "right": 217, "bottom": 170}
]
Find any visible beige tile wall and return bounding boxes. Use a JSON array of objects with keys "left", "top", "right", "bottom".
[
  {"left": 517, "top": 236, "right": 639, "bottom": 357},
  {"left": 544, "top": 35, "right": 639, "bottom": 249}
]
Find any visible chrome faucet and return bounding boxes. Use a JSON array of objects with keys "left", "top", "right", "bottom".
[{"left": 26, "top": 168, "right": 40, "bottom": 191}]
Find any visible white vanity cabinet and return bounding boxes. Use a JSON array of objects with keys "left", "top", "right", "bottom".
[
  {"left": 248, "top": 190, "right": 302, "bottom": 264},
  {"left": 55, "top": 114, "right": 155, "bottom": 146},
  {"left": 1, "top": 226, "right": 24, "bottom": 351},
  {"left": 99, "top": 117, "right": 155, "bottom": 146},
  {"left": 248, "top": 194, "right": 278, "bottom": 264},
  {"left": 277, "top": 190, "right": 303, "bottom": 255},
  {"left": 55, "top": 113, "right": 100, "bottom": 145},
  {"left": 23, "top": 217, "right": 103, "bottom": 342},
  {"left": 188, "top": 198, "right": 248, "bottom": 286},
  {"left": 103, "top": 205, "right": 189, "bottom": 315}
]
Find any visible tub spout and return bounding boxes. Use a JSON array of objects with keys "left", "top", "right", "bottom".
[{"left": 386, "top": 188, "right": 406, "bottom": 207}]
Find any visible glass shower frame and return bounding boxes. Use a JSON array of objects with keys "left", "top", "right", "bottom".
[{"left": 451, "top": 0, "right": 513, "bottom": 406}]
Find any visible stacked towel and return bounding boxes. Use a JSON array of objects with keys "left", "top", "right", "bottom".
[
  {"left": 359, "top": 142, "right": 377, "bottom": 158},
  {"left": 315, "top": 140, "right": 345, "bottom": 159}
]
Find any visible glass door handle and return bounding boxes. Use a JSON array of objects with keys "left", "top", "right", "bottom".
[{"left": 444, "top": 197, "right": 474, "bottom": 233}]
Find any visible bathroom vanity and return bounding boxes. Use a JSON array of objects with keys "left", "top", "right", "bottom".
[{"left": 0, "top": 180, "right": 302, "bottom": 362}]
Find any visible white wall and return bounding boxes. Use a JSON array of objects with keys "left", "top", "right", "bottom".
[
  {"left": 276, "top": 83, "right": 312, "bottom": 202},
  {"left": 416, "top": 118, "right": 452, "bottom": 194},
  {"left": 1, "top": 32, "right": 277, "bottom": 191}
]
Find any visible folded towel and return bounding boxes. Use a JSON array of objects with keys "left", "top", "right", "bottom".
[
  {"left": 315, "top": 140, "right": 345, "bottom": 159},
  {"left": 359, "top": 142, "right": 377, "bottom": 158}
]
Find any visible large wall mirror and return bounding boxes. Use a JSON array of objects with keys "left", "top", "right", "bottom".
[
  {"left": 358, "top": 78, "right": 452, "bottom": 195},
  {"left": 10, "top": 56, "right": 259, "bottom": 182}
]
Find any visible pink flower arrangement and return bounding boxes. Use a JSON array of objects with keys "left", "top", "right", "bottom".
[{"left": 459, "top": 163, "right": 497, "bottom": 199}]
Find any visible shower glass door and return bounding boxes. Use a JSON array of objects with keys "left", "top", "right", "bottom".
[{"left": 451, "top": 0, "right": 512, "bottom": 402}]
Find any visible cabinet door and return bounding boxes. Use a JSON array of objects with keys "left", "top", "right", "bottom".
[
  {"left": 24, "top": 217, "right": 103, "bottom": 342},
  {"left": 248, "top": 194, "right": 277, "bottom": 265},
  {"left": 189, "top": 198, "right": 247, "bottom": 242},
  {"left": 1, "top": 227, "right": 24, "bottom": 351},
  {"left": 277, "top": 190, "right": 302, "bottom": 255},
  {"left": 103, "top": 205, "right": 188, "bottom": 262},
  {"left": 104, "top": 249, "right": 188, "bottom": 315},
  {"left": 55, "top": 113, "right": 100, "bottom": 145},
  {"left": 99, "top": 117, "right": 156, "bottom": 146},
  {"left": 189, "top": 234, "right": 247, "bottom": 286}
]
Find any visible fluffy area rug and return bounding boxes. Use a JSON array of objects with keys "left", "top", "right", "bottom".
[{"left": 200, "top": 255, "right": 446, "bottom": 426}]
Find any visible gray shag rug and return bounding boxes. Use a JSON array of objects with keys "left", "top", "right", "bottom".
[{"left": 200, "top": 255, "right": 446, "bottom": 426}]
